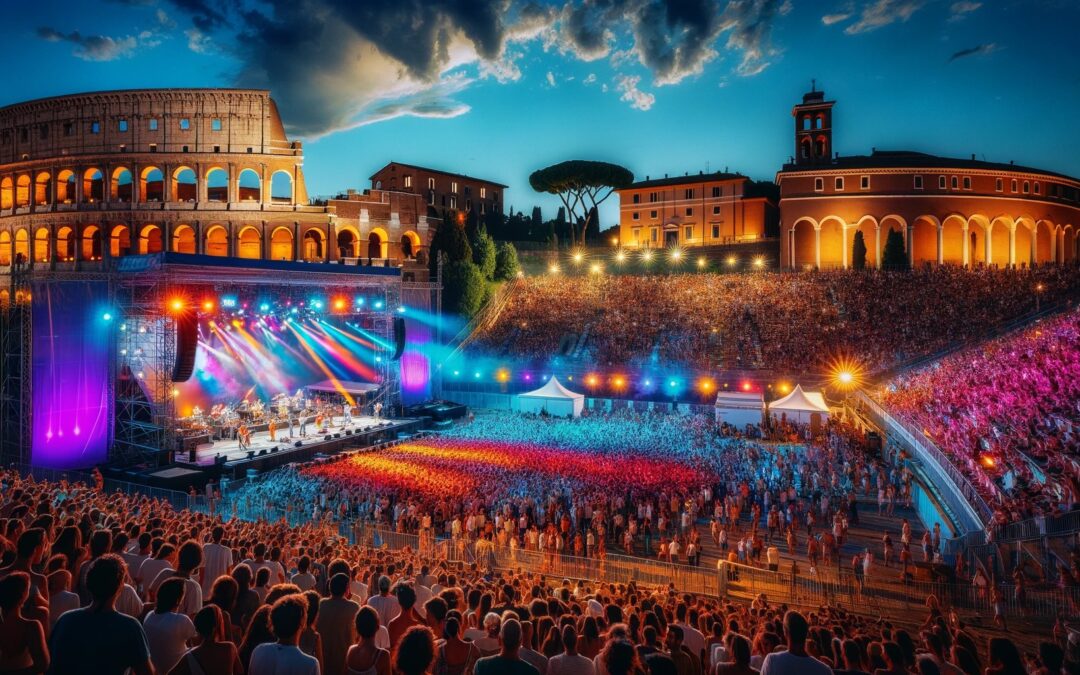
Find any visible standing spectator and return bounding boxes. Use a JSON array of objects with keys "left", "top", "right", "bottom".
[
  {"left": 168, "top": 605, "right": 243, "bottom": 675},
  {"left": 0, "top": 572, "right": 49, "bottom": 675},
  {"left": 758, "top": 611, "right": 831, "bottom": 675},
  {"left": 249, "top": 594, "right": 321, "bottom": 675},
  {"left": 144, "top": 577, "right": 197, "bottom": 675},
  {"left": 394, "top": 626, "right": 437, "bottom": 675},
  {"left": 474, "top": 618, "right": 539, "bottom": 675},
  {"left": 318, "top": 574, "right": 361, "bottom": 675}
]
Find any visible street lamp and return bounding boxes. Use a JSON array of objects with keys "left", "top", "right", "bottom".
[{"left": 1035, "top": 282, "right": 1045, "bottom": 312}]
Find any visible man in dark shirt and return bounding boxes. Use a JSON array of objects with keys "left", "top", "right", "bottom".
[
  {"left": 47, "top": 554, "right": 153, "bottom": 675},
  {"left": 474, "top": 617, "right": 540, "bottom": 675}
]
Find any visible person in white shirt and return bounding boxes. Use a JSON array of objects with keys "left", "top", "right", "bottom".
[
  {"left": 143, "top": 577, "right": 197, "bottom": 675},
  {"left": 291, "top": 556, "right": 318, "bottom": 592},
  {"left": 759, "top": 611, "right": 831, "bottom": 675},
  {"left": 673, "top": 604, "right": 705, "bottom": 663},
  {"left": 46, "top": 570, "right": 80, "bottom": 629},
  {"left": 548, "top": 625, "right": 594, "bottom": 675},
  {"left": 201, "top": 526, "right": 233, "bottom": 596},
  {"left": 366, "top": 575, "right": 398, "bottom": 629},
  {"left": 149, "top": 541, "right": 203, "bottom": 616},
  {"left": 250, "top": 594, "right": 321, "bottom": 675}
]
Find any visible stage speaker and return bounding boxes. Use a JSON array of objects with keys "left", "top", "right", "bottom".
[
  {"left": 294, "top": 441, "right": 303, "bottom": 448},
  {"left": 258, "top": 449, "right": 267, "bottom": 456},
  {"left": 333, "top": 433, "right": 341, "bottom": 439},
  {"left": 188, "top": 448, "right": 197, "bottom": 463},
  {"left": 324, "top": 434, "right": 332, "bottom": 441},
  {"left": 391, "top": 317, "right": 406, "bottom": 360},
  {"left": 345, "top": 430, "right": 352, "bottom": 436},
  {"left": 247, "top": 451, "right": 255, "bottom": 459},
  {"left": 172, "top": 311, "right": 199, "bottom": 382}
]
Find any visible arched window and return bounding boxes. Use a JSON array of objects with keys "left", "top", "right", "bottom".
[
  {"left": 111, "top": 167, "right": 133, "bottom": 202},
  {"left": 205, "top": 225, "right": 228, "bottom": 257},
  {"left": 141, "top": 167, "right": 164, "bottom": 202},
  {"left": 83, "top": 168, "right": 104, "bottom": 202},
  {"left": 238, "top": 169, "right": 261, "bottom": 202},
  {"left": 206, "top": 167, "right": 228, "bottom": 202},
  {"left": 236, "top": 226, "right": 261, "bottom": 259},
  {"left": 401, "top": 231, "right": 421, "bottom": 259},
  {"left": 271, "top": 171, "right": 293, "bottom": 204},
  {"left": 15, "top": 175, "right": 31, "bottom": 207},
  {"left": 302, "top": 230, "right": 324, "bottom": 261},
  {"left": 367, "top": 230, "right": 386, "bottom": 259},
  {"left": 270, "top": 227, "right": 294, "bottom": 261},
  {"left": 336, "top": 229, "right": 358, "bottom": 258},
  {"left": 14, "top": 229, "right": 29, "bottom": 264},
  {"left": 0, "top": 231, "right": 11, "bottom": 265},
  {"left": 34, "top": 172, "right": 51, "bottom": 206},
  {"left": 172, "top": 224, "right": 196, "bottom": 254},
  {"left": 56, "top": 226, "right": 76, "bottom": 261},
  {"left": 173, "top": 167, "right": 197, "bottom": 202},
  {"left": 57, "top": 170, "right": 76, "bottom": 203},
  {"left": 800, "top": 137, "right": 812, "bottom": 160},
  {"left": 33, "top": 227, "right": 50, "bottom": 262},
  {"left": 81, "top": 225, "right": 102, "bottom": 261},
  {"left": 110, "top": 224, "right": 131, "bottom": 258},
  {"left": 815, "top": 136, "right": 828, "bottom": 158},
  {"left": 815, "top": 114, "right": 824, "bottom": 129},
  {"left": 139, "top": 224, "right": 163, "bottom": 254},
  {"left": 0, "top": 177, "right": 11, "bottom": 209},
  {"left": 802, "top": 116, "right": 811, "bottom": 131}
]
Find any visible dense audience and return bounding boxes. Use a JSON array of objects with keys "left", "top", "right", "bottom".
[
  {"left": 469, "top": 267, "right": 1080, "bottom": 375},
  {"left": 882, "top": 309, "right": 1080, "bottom": 524}
]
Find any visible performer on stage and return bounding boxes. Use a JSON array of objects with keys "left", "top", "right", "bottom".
[
  {"left": 343, "top": 403, "right": 353, "bottom": 426},
  {"left": 299, "top": 414, "right": 308, "bottom": 437},
  {"left": 288, "top": 415, "right": 295, "bottom": 438},
  {"left": 373, "top": 401, "right": 383, "bottom": 421},
  {"left": 268, "top": 418, "right": 276, "bottom": 442},
  {"left": 238, "top": 423, "right": 250, "bottom": 451}
]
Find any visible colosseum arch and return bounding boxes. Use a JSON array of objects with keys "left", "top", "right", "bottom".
[
  {"left": 172, "top": 167, "right": 197, "bottom": 202},
  {"left": 57, "top": 170, "right": 76, "bottom": 203},
  {"left": 988, "top": 216, "right": 1012, "bottom": 267},
  {"left": 33, "top": 227, "right": 50, "bottom": 262},
  {"left": 56, "top": 226, "right": 76, "bottom": 261},
  {"left": 110, "top": 224, "right": 132, "bottom": 258},
  {"left": 83, "top": 168, "right": 104, "bottom": 203},
  {"left": 818, "top": 216, "right": 844, "bottom": 269},
  {"left": 171, "top": 224, "right": 196, "bottom": 254},
  {"left": 1013, "top": 217, "right": 1036, "bottom": 267},
  {"left": 1035, "top": 220, "right": 1055, "bottom": 263},
  {"left": 137, "top": 224, "right": 163, "bottom": 255},
  {"left": 336, "top": 225, "right": 360, "bottom": 258},
  {"left": 141, "top": 166, "right": 164, "bottom": 202},
  {"left": 111, "top": 167, "right": 133, "bottom": 202},
  {"left": 0, "top": 231, "right": 11, "bottom": 265},
  {"left": 34, "top": 172, "right": 51, "bottom": 206},
  {"left": 0, "top": 177, "right": 12, "bottom": 209},
  {"left": 15, "top": 175, "right": 30, "bottom": 207},
  {"left": 81, "top": 225, "right": 102, "bottom": 261},
  {"left": 13, "top": 228, "right": 28, "bottom": 263},
  {"left": 879, "top": 215, "right": 907, "bottom": 263},
  {"left": 967, "top": 215, "right": 989, "bottom": 265},
  {"left": 799, "top": 137, "right": 812, "bottom": 161},
  {"left": 270, "top": 226, "right": 294, "bottom": 261},
  {"left": 302, "top": 229, "right": 324, "bottom": 261},
  {"left": 790, "top": 217, "right": 817, "bottom": 269},
  {"left": 236, "top": 225, "right": 262, "bottom": 259},
  {"left": 204, "top": 225, "right": 228, "bottom": 257},
  {"left": 1061, "top": 225, "right": 1077, "bottom": 263},
  {"left": 940, "top": 215, "right": 966, "bottom": 265},
  {"left": 271, "top": 171, "right": 293, "bottom": 204},
  {"left": 367, "top": 227, "right": 388, "bottom": 259},
  {"left": 401, "top": 230, "right": 422, "bottom": 258},
  {"left": 238, "top": 169, "right": 261, "bottom": 202},
  {"left": 910, "top": 215, "right": 939, "bottom": 267},
  {"left": 851, "top": 216, "right": 878, "bottom": 268},
  {"left": 206, "top": 167, "right": 228, "bottom": 202}
]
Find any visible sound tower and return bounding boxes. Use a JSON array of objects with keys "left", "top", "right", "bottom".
[
  {"left": 172, "top": 311, "right": 198, "bottom": 382},
  {"left": 392, "top": 317, "right": 406, "bottom": 360}
]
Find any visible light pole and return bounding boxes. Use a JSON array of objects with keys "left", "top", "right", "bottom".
[{"left": 1035, "top": 282, "right": 1045, "bottom": 313}]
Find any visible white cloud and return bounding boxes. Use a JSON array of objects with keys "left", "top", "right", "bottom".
[
  {"left": 948, "top": 1, "right": 981, "bottom": 21},
  {"left": 546, "top": 71, "right": 557, "bottom": 86},
  {"left": 821, "top": 12, "right": 852, "bottom": 25},
  {"left": 844, "top": 0, "right": 924, "bottom": 35},
  {"left": 615, "top": 74, "right": 655, "bottom": 110},
  {"left": 584, "top": 73, "right": 597, "bottom": 84},
  {"left": 185, "top": 28, "right": 213, "bottom": 54},
  {"left": 36, "top": 28, "right": 138, "bottom": 61}
]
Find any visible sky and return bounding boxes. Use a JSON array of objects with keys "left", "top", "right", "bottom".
[{"left": 5, "top": 0, "right": 1080, "bottom": 227}]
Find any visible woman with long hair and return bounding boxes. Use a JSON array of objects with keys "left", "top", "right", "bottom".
[
  {"left": 239, "top": 605, "right": 275, "bottom": 672},
  {"left": 435, "top": 612, "right": 480, "bottom": 675},
  {"left": 394, "top": 626, "right": 436, "bottom": 675},
  {"left": 167, "top": 605, "right": 243, "bottom": 675},
  {"left": 347, "top": 606, "right": 391, "bottom": 675}
]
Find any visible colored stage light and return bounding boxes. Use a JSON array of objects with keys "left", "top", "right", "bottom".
[
  {"left": 727, "top": 255, "right": 738, "bottom": 266},
  {"left": 355, "top": 297, "right": 365, "bottom": 306},
  {"left": 589, "top": 263, "right": 603, "bottom": 274},
  {"left": 701, "top": 379, "right": 714, "bottom": 392},
  {"left": 741, "top": 381, "right": 752, "bottom": 392},
  {"left": 397, "top": 306, "right": 406, "bottom": 313},
  {"left": 668, "top": 380, "right": 677, "bottom": 388},
  {"left": 612, "top": 375, "right": 626, "bottom": 388},
  {"left": 333, "top": 298, "right": 347, "bottom": 311},
  {"left": 290, "top": 307, "right": 298, "bottom": 314},
  {"left": 753, "top": 256, "right": 765, "bottom": 268},
  {"left": 697, "top": 257, "right": 707, "bottom": 268},
  {"left": 669, "top": 249, "right": 682, "bottom": 262},
  {"left": 641, "top": 250, "right": 654, "bottom": 263},
  {"left": 168, "top": 298, "right": 185, "bottom": 312},
  {"left": 643, "top": 379, "right": 652, "bottom": 387},
  {"left": 102, "top": 312, "right": 113, "bottom": 321},
  {"left": 616, "top": 251, "right": 627, "bottom": 263},
  {"left": 453, "top": 370, "right": 460, "bottom": 376},
  {"left": 474, "top": 371, "right": 481, "bottom": 379},
  {"left": 586, "top": 374, "right": 598, "bottom": 386},
  {"left": 777, "top": 382, "right": 791, "bottom": 394},
  {"left": 496, "top": 369, "right": 510, "bottom": 383},
  {"left": 259, "top": 303, "right": 270, "bottom": 312},
  {"left": 548, "top": 264, "right": 560, "bottom": 274},
  {"left": 374, "top": 301, "right": 384, "bottom": 309},
  {"left": 572, "top": 251, "right": 584, "bottom": 264},
  {"left": 221, "top": 296, "right": 237, "bottom": 308},
  {"left": 312, "top": 300, "right": 324, "bottom": 310},
  {"left": 838, "top": 371, "right": 853, "bottom": 384},
  {"left": 202, "top": 300, "right": 215, "bottom": 311}
]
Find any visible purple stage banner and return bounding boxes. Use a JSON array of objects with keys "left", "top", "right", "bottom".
[{"left": 31, "top": 281, "right": 113, "bottom": 469}]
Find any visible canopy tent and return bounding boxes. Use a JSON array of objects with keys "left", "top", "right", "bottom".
[
  {"left": 767, "top": 384, "right": 830, "bottom": 425},
  {"left": 516, "top": 376, "right": 584, "bottom": 418},
  {"left": 714, "top": 391, "right": 764, "bottom": 428}
]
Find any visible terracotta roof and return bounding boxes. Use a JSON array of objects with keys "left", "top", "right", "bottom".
[
  {"left": 370, "top": 161, "right": 508, "bottom": 188},
  {"left": 780, "top": 150, "right": 1079, "bottom": 183}
]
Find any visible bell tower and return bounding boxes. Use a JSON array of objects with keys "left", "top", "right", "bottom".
[{"left": 792, "top": 81, "right": 835, "bottom": 166}]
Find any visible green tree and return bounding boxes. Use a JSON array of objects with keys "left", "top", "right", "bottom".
[
  {"left": 494, "top": 242, "right": 520, "bottom": 281},
  {"left": 472, "top": 227, "right": 497, "bottom": 281},
  {"left": 881, "top": 229, "right": 909, "bottom": 270},
  {"left": 442, "top": 259, "right": 487, "bottom": 318},
  {"left": 852, "top": 230, "right": 868, "bottom": 270},
  {"left": 529, "top": 160, "right": 633, "bottom": 245}
]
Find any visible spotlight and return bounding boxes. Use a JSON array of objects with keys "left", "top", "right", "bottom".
[
  {"left": 697, "top": 257, "right": 707, "bottom": 269},
  {"left": 572, "top": 251, "right": 584, "bottom": 264},
  {"left": 168, "top": 298, "right": 185, "bottom": 312},
  {"left": 643, "top": 378, "right": 652, "bottom": 387},
  {"left": 838, "top": 371, "right": 853, "bottom": 384},
  {"left": 641, "top": 250, "right": 654, "bottom": 263},
  {"left": 668, "top": 380, "right": 677, "bottom": 388},
  {"left": 701, "top": 379, "right": 714, "bottom": 392},
  {"left": 333, "top": 298, "right": 346, "bottom": 311},
  {"left": 102, "top": 312, "right": 113, "bottom": 321},
  {"left": 741, "top": 381, "right": 752, "bottom": 392},
  {"left": 586, "top": 374, "right": 598, "bottom": 387},
  {"left": 259, "top": 303, "right": 270, "bottom": 312},
  {"left": 726, "top": 255, "right": 738, "bottom": 266},
  {"left": 474, "top": 371, "right": 481, "bottom": 379},
  {"left": 202, "top": 300, "right": 215, "bottom": 312},
  {"left": 397, "top": 306, "right": 406, "bottom": 313},
  {"left": 312, "top": 300, "right": 324, "bottom": 310},
  {"left": 355, "top": 297, "right": 365, "bottom": 306},
  {"left": 589, "top": 263, "right": 603, "bottom": 274},
  {"left": 374, "top": 300, "right": 384, "bottom": 310},
  {"left": 753, "top": 256, "right": 765, "bottom": 268},
  {"left": 290, "top": 307, "right": 298, "bottom": 314},
  {"left": 612, "top": 375, "right": 626, "bottom": 388},
  {"left": 548, "top": 264, "right": 561, "bottom": 274},
  {"left": 669, "top": 249, "right": 682, "bottom": 262},
  {"left": 777, "top": 382, "right": 791, "bottom": 394},
  {"left": 496, "top": 369, "right": 510, "bottom": 383},
  {"left": 615, "top": 251, "right": 627, "bottom": 263}
]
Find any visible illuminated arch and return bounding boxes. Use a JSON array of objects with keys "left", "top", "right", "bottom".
[
  {"left": 0, "top": 177, "right": 12, "bottom": 210},
  {"left": 34, "top": 172, "right": 51, "bottom": 206},
  {"left": 172, "top": 166, "right": 197, "bottom": 202},
  {"left": 141, "top": 166, "right": 164, "bottom": 202},
  {"left": 110, "top": 224, "right": 132, "bottom": 258},
  {"left": 236, "top": 225, "right": 262, "bottom": 259},
  {"left": 879, "top": 214, "right": 907, "bottom": 263},
  {"left": 33, "top": 227, "right": 50, "bottom": 263},
  {"left": 940, "top": 214, "right": 966, "bottom": 265},
  {"left": 55, "top": 226, "right": 76, "bottom": 261},
  {"left": 799, "top": 137, "right": 812, "bottom": 160},
  {"left": 1013, "top": 217, "right": 1036, "bottom": 267},
  {"left": 0, "top": 231, "right": 11, "bottom": 265},
  {"left": 302, "top": 229, "right": 325, "bottom": 261},
  {"left": 135, "top": 224, "right": 162, "bottom": 255},
  {"left": 270, "top": 226, "right": 294, "bottom": 261},
  {"left": 13, "top": 228, "right": 29, "bottom": 263},
  {"left": 1062, "top": 225, "right": 1077, "bottom": 263},
  {"left": 56, "top": 170, "right": 76, "bottom": 203},
  {"left": 967, "top": 215, "right": 990, "bottom": 265},
  {"left": 205, "top": 167, "right": 228, "bottom": 202},
  {"left": 850, "top": 216, "right": 878, "bottom": 268},
  {"left": 988, "top": 216, "right": 1012, "bottom": 267},
  {"left": 814, "top": 135, "right": 828, "bottom": 159},
  {"left": 205, "top": 225, "right": 228, "bottom": 257},
  {"left": 401, "top": 230, "right": 422, "bottom": 258},
  {"left": 791, "top": 217, "right": 817, "bottom": 269},
  {"left": 15, "top": 175, "right": 30, "bottom": 207},
  {"left": 81, "top": 225, "right": 102, "bottom": 261},
  {"left": 336, "top": 224, "right": 360, "bottom": 258},
  {"left": 83, "top": 168, "right": 104, "bottom": 203},
  {"left": 367, "top": 227, "right": 388, "bottom": 259},
  {"left": 238, "top": 168, "right": 261, "bottom": 202},
  {"left": 818, "top": 216, "right": 844, "bottom": 269},
  {"left": 1035, "top": 220, "right": 1054, "bottom": 264},
  {"left": 270, "top": 171, "right": 293, "bottom": 203},
  {"left": 171, "top": 224, "right": 196, "bottom": 254},
  {"left": 110, "top": 167, "right": 133, "bottom": 202},
  {"left": 910, "top": 215, "right": 939, "bottom": 267}
]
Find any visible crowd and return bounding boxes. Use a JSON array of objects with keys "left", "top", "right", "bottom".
[
  {"left": 881, "top": 309, "right": 1080, "bottom": 524},
  {"left": 469, "top": 267, "right": 1080, "bottom": 375},
  {"left": 0, "top": 467, "right": 1075, "bottom": 675}
]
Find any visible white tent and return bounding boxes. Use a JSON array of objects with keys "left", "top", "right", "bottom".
[
  {"left": 516, "top": 377, "right": 585, "bottom": 418},
  {"left": 768, "top": 384, "right": 831, "bottom": 425},
  {"left": 714, "top": 391, "right": 764, "bottom": 428}
]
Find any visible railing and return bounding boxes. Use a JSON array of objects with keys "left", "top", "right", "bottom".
[{"left": 442, "top": 278, "right": 519, "bottom": 359}]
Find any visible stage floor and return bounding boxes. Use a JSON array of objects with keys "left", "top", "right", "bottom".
[{"left": 177, "top": 415, "right": 397, "bottom": 467}]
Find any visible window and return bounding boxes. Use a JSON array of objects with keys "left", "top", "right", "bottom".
[
  {"left": 711, "top": 224, "right": 720, "bottom": 238},
  {"left": 427, "top": 177, "right": 435, "bottom": 189},
  {"left": 632, "top": 228, "right": 641, "bottom": 242},
  {"left": 684, "top": 188, "right": 693, "bottom": 200},
  {"left": 451, "top": 181, "right": 458, "bottom": 193},
  {"left": 950, "top": 176, "right": 958, "bottom": 189},
  {"left": 651, "top": 228, "right": 658, "bottom": 242},
  {"left": 63, "top": 122, "right": 73, "bottom": 137},
  {"left": 404, "top": 175, "right": 412, "bottom": 188},
  {"left": 179, "top": 118, "right": 190, "bottom": 130},
  {"left": 449, "top": 195, "right": 457, "bottom": 209},
  {"left": 1033, "top": 182, "right": 1040, "bottom": 195},
  {"left": 91, "top": 121, "right": 101, "bottom": 134},
  {"left": 995, "top": 178, "right": 1003, "bottom": 192},
  {"left": 712, "top": 186, "right": 721, "bottom": 198},
  {"left": 712, "top": 206, "right": 721, "bottom": 215},
  {"left": 1023, "top": 181, "right": 1030, "bottom": 194},
  {"left": 211, "top": 118, "right": 222, "bottom": 131},
  {"left": 119, "top": 144, "right": 126, "bottom": 152},
  {"left": 463, "top": 186, "right": 471, "bottom": 197},
  {"left": 247, "top": 147, "right": 253, "bottom": 153},
  {"left": 649, "top": 191, "right": 658, "bottom": 203},
  {"left": 480, "top": 203, "right": 486, "bottom": 215},
  {"left": 814, "top": 177, "right": 824, "bottom": 192},
  {"left": 149, "top": 118, "right": 158, "bottom": 131},
  {"left": 835, "top": 177, "right": 844, "bottom": 191},
  {"left": 650, "top": 210, "right": 658, "bottom": 219},
  {"left": 1011, "top": 179, "right": 1018, "bottom": 192},
  {"left": 938, "top": 176, "right": 946, "bottom": 189},
  {"left": 39, "top": 124, "right": 48, "bottom": 140},
  {"left": 466, "top": 199, "right": 472, "bottom": 211},
  {"left": 860, "top": 175, "right": 870, "bottom": 190},
  {"left": 685, "top": 207, "right": 693, "bottom": 216},
  {"left": 632, "top": 194, "right": 640, "bottom": 204},
  {"left": 213, "top": 145, "right": 220, "bottom": 153},
  {"left": 480, "top": 186, "right": 486, "bottom": 198},
  {"left": 182, "top": 145, "right": 189, "bottom": 152},
  {"left": 684, "top": 226, "right": 693, "bottom": 240},
  {"left": 963, "top": 176, "right": 971, "bottom": 190},
  {"left": 491, "top": 191, "right": 498, "bottom": 202},
  {"left": 149, "top": 143, "right": 157, "bottom": 153},
  {"left": 118, "top": 119, "right": 128, "bottom": 132},
  {"left": 914, "top": 175, "right": 923, "bottom": 190},
  {"left": 632, "top": 212, "right": 640, "bottom": 220}
]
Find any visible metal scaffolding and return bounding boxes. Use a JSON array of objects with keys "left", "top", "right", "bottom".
[{"left": 0, "top": 274, "right": 31, "bottom": 466}]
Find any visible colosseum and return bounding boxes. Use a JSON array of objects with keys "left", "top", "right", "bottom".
[
  {"left": 777, "top": 89, "right": 1080, "bottom": 269},
  {"left": 0, "top": 88, "right": 432, "bottom": 298}
]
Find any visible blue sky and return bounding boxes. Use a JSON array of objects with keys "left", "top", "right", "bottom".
[{"left": 5, "top": 0, "right": 1079, "bottom": 227}]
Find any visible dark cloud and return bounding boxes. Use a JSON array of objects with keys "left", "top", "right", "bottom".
[
  {"left": 948, "top": 43, "right": 997, "bottom": 62},
  {"left": 36, "top": 27, "right": 138, "bottom": 61},
  {"left": 165, "top": 0, "right": 230, "bottom": 32}
]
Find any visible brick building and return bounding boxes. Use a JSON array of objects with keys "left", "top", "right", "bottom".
[{"left": 369, "top": 161, "right": 506, "bottom": 217}]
